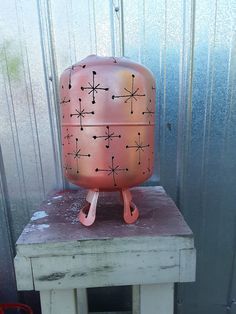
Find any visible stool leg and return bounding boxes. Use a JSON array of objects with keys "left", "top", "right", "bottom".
[
  {"left": 132, "top": 285, "right": 140, "bottom": 314},
  {"left": 132, "top": 284, "right": 174, "bottom": 314},
  {"left": 40, "top": 289, "right": 86, "bottom": 314},
  {"left": 77, "top": 289, "right": 88, "bottom": 313},
  {"left": 78, "top": 189, "right": 99, "bottom": 226},
  {"left": 122, "top": 189, "right": 139, "bottom": 224}
]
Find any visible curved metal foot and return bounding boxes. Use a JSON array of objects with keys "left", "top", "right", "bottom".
[
  {"left": 78, "top": 189, "right": 99, "bottom": 226},
  {"left": 122, "top": 189, "right": 139, "bottom": 224}
]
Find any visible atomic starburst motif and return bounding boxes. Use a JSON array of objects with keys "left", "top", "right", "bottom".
[
  {"left": 63, "top": 164, "right": 72, "bottom": 173},
  {"left": 95, "top": 156, "right": 128, "bottom": 187},
  {"left": 142, "top": 99, "right": 155, "bottom": 124},
  {"left": 81, "top": 71, "right": 109, "bottom": 104},
  {"left": 126, "top": 132, "right": 150, "bottom": 165},
  {"left": 70, "top": 98, "right": 94, "bottom": 130},
  {"left": 64, "top": 128, "right": 73, "bottom": 144},
  {"left": 63, "top": 160, "right": 72, "bottom": 174},
  {"left": 93, "top": 126, "right": 121, "bottom": 148},
  {"left": 67, "top": 138, "right": 91, "bottom": 173},
  {"left": 60, "top": 97, "right": 70, "bottom": 105},
  {"left": 112, "top": 74, "right": 145, "bottom": 114}
]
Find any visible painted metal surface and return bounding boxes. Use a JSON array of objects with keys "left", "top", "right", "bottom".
[
  {"left": 60, "top": 55, "right": 155, "bottom": 190},
  {"left": 60, "top": 55, "right": 155, "bottom": 225},
  {"left": 0, "top": 0, "right": 236, "bottom": 313}
]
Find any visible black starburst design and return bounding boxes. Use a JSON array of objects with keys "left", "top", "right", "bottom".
[
  {"left": 81, "top": 71, "right": 109, "bottom": 104},
  {"left": 142, "top": 99, "right": 155, "bottom": 124},
  {"left": 63, "top": 162, "right": 72, "bottom": 173},
  {"left": 64, "top": 128, "right": 73, "bottom": 144},
  {"left": 70, "top": 98, "right": 94, "bottom": 130},
  {"left": 112, "top": 74, "right": 145, "bottom": 114},
  {"left": 95, "top": 156, "right": 128, "bottom": 187},
  {"left": 68, "top": 64, "right": 86, "bottom": 89},
  {"left": 93, "top": 126, "right": 121, "bottom": 148},
  {"left": 126, "top": 132, "right": 150, "bottom": 165},
  {"left": 60, "top": 97, "right": 70, "bottom": 105},
  {"left": 67, "top": 138, "right": 91, "bottom": 173}
]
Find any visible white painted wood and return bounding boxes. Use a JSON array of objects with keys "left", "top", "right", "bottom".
[
  {"left": 32, "top": 250, "right": 180, "bottom": 290},
  {"left": 132, "top": 285, "right": 140, "bottom": 314},
  {"left": 40, "top": 290, "right": 52, "bottom": 314},
  {"left": 14, "top": 186, "right": 196, "bottom": 314},
  {"left": 77, "top": 288, "right": 88, "bottom": 314},
  {"left": 140, "top": 284, "right": 174, "bottom": 314},
  {"left": 14, "top": 256, "right": 33, "bottom": 290},
  {"left": 40, "top": 289, "right": 77, "bottom": 314},
  {"left": 16, "top": 236, "right": 194, "bottom": 258},
  {"left": 179, "top": 248, "right": 196, "bottom": 282}
]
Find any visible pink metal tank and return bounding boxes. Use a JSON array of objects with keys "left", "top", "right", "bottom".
[{"left": 60, "top": 55, "right": 155, "bottom": 226}]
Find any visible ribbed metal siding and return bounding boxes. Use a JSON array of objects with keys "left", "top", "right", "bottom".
[
  {"left": 0, "top": 1, "right": 236, "bottom": 313},
  {"left": 174, "top": 1, "right": 236, "bottom": 313}
]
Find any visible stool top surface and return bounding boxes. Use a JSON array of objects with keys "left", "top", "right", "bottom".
[{"left": 16, "top": 186, "right": 192, "bottom": 246}]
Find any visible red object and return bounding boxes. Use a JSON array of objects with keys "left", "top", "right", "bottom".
[
  {"left": 60, "top": 55, "right": 156, "bottom": 226},
  {"left": 0, "top": 303, "right": 33, "bottom": 313}
]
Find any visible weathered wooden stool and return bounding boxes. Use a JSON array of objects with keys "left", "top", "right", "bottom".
[{"left": 14, "top": 186, "right": 196, "bottom": 314}]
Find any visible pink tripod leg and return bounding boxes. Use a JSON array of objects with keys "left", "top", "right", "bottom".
[
  {"left": 122, "top": 189, "right": 139, "bottom": 224},
  {"left": 78, "top": 189, "right": 99, "bottom": 226}
]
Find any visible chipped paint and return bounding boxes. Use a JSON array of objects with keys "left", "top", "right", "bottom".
[{"left": 31, "top": 211, "right": 48, "bottom": 221}]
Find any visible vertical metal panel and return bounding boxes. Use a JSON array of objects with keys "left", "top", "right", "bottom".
[
  {"left": 37, "top": 0, "right": 64, "bottom": 189},
  {"left": 159, "top": 0, "right": 191, "bottom": 199},
  {"left": 50, "top": 0, "right": 116, "bottom": 74},
  {"left": 0, "top": 145, "right": 17, "bottom": 302},
  {"left": 0, "top": 0, "right": 63, "bottom": 240},
  {"left": 122, "top": 0, "right": 162, "bottom": 182},
  {"left": 174, "top": 1, "right": 236, "bottom": 313}
]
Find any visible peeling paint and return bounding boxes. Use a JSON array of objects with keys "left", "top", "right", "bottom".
[{"left": 31, "top": 211, "right": 48, "bottom": 221}]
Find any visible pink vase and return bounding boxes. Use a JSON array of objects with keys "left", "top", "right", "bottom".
[{"left": 60, "top": 55, "right": 155, "bottom": 226}]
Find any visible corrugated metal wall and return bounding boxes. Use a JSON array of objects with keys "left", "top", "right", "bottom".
[{"left": 0, "top": 0, "right": 236, "bottom": 313}]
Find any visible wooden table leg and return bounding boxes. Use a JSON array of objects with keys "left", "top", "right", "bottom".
[
  {"left": 40, "top": 289, "right": 88, "bottom": 314},
  {"left": 133, "top": 284, "right": 174, "bottom": 314},
  {"left": 77, "top": 288, "right": 88, "bottom": 314}
]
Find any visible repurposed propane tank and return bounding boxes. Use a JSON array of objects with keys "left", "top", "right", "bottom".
[{"left": 60, "top": 55, "right": 155, "bottom": 226}]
